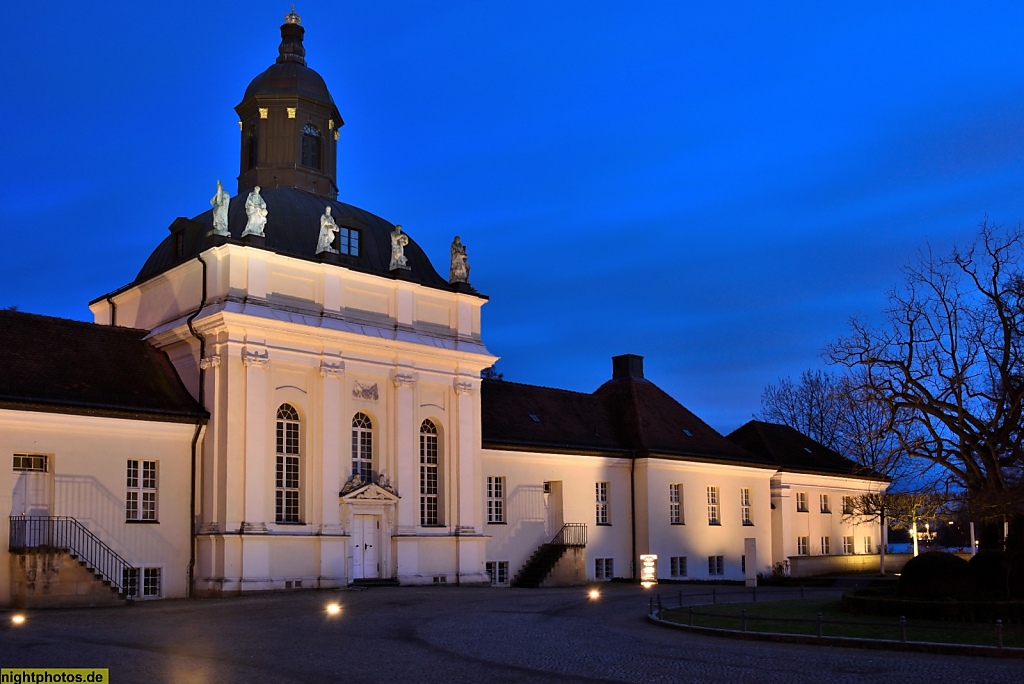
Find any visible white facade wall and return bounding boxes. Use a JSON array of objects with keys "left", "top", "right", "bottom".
[
  {"left": 637, "top": 460, "right": 775, "bottom": 581},
  {"left": 771, "top": 472, "right": 887, "bottom": 569},
  {"left": 90, "top": 243, "right": 495, "bottom": 594},
  {"left": 481, "top": 449, "right": 633, "bottom": 582},
  {"left": 1, "top": 409, "right": 198, "bottom": 604}
]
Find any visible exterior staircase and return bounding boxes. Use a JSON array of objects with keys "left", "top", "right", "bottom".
[
  {"left": 511, "top": 523, "right": 587, "bottom": 588},
  {"left": 8, "top": 515, "right": 135, "bottom": 607}
]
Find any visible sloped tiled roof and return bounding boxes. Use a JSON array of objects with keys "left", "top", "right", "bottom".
[
  {"left": 726, "top": 420, "right": 888, "bottom": 481},
  {"left": 481, "top": 356, "right": 774, "bottom": 468},
  {"left": 0, "top": 310, "right": 207, "bottom": 423}
]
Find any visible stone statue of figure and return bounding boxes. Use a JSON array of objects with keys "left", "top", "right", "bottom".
[
  {"left": 316, "top": 206, "right": 339, "bottom": 254},
  {"left": 210, "top": 180, "right": 230, "bottom": 236},
  {"left": 242, "top": 186, "right": 268, "bottom": 238},
  {"left": 449, "top": 235, "right": 470, "bottom": 283},
  {"left": 390, "top": 224, "right": 410, "bottom": 270}
]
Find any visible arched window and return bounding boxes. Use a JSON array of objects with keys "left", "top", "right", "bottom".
[
  {"left": 351, "top": 412, "right": 373, "bottom": 483},
  {"left": 246, "top": 125, "right": 258, "bottom": 171},
  {"left": 276, "top": 403, "right": 301, "bottom": 523},
  {"left": 301, "top": 123, "right": 321, "bottom": 170},
  {"left": 419, "top": 419, "right": 439, "bottom": 526}
]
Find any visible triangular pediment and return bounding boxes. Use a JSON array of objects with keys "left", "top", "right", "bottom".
[{"left": 340, "top": 483, "right": 400, "bottom": 503}]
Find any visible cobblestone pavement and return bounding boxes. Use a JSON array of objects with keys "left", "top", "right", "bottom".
[{"left": 1, "top": 584, "right": 1021, "bottom": 683}]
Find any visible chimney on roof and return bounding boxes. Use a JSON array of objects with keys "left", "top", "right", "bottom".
[{"left": 612, "top": 354, "right": 644, "bottom": 380}]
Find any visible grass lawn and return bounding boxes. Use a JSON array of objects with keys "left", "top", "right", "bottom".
[{"left": 660, "top": 598, "right": 1023, "bottom": 649}]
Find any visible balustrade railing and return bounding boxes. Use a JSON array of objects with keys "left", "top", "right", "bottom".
[{"left": 9, "top": 515, "right": 134, "bottom": 597}]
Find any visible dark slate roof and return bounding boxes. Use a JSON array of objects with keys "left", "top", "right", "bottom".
[
  {"left": 726, "top": 420, "right": 888, "bottom": 481},
  {"left": 123, "top": 187, "right": 479, "bottom": 298},
  {"left": 481, "top": 361, "right": 773, "bottom": 468},
  {"left": 0, "top": 310, "right": 207, "bottom": 423},
  {"left": 481, "top": 381, "right": 623, "bottom": 454}
]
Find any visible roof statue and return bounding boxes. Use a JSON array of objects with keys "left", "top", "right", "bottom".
[
  {"left": 450, "top": 236, "right": 470, "bottom": 284},
  {"left": 210, "top": 180, "right": 230, "bottom": 237},
  {"left": 316, "top": 206, "right": 339, "bottom": 254},
  {"left": 242, "top": 186, "right": 268, "bottom": 238},
  {"left": 390, "top": 225, "right": 410, "bottom": 270}
]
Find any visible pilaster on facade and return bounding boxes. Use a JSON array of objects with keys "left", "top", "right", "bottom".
[
  {"left": 320, "top": 356, "right": 344, "bottom": 535},
  {"left": 392, "top": 369, "right": 418, "bottom": 535},
  {"left": 242, "top": 343, "right": 270, "bottom": 532}
]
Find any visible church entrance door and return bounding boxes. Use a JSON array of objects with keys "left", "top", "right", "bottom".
[{"left": 352, "top": 514, "right": 381, "bottom": 579}]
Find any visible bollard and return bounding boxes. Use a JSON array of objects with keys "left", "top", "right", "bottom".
[
  {"left": 800, "top": 585, "right": 805, "bottom": 600},
  {"left": 657, "top": 594, "right": 662, "bottom": 617},
  {"left": 816, "top": 612, "right": 822, "bottom": 638},
  {"left": 712, "top": 587, "right": 717, "bottom": 604},
  {"left": 997, "top": 620, "right": 1003, "bottom": 649},
  {"left": 679, "top": 590, "right": 682, "bottom": 608},
  {"left": 649, "top": 596, "right": 653, "bottom": 615},
  {"left": 742, "top": 609, "right": 747, "bottom": 633},
  {"left": 689, "top": 604, "right": 694, "bottom": 627},
  {"left": 900, "top": 616, "right": 907, "bottom": 643},
  {"left": 753, "top": 586, "right": 757, "bottom": 603}
]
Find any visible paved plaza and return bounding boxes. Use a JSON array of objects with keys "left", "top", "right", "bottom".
[{"left": 1, "top": 584, "right": 1021, "bottom": 683}]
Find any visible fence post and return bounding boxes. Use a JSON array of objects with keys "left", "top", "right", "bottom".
[
  {"left": 899, "top": 616, "right": 907, "bottom": 643},
  {"left": 649, "top": 596, "right": 653, "bottom": 616},
  {"left": 657, "top": 594, "right": 662, "bottom": 617},
  {"left": 712, "top": 588, "right": 717, "bottom": 604},
  {"left": 816, "top": 612, "right": 822, "bottom": 638},
  {"left": 688, "top": 605, "right": 694, "bottom": 627},
  {"left": 996, "top": 620, "right": 1003, "bottom": 649},
  {"left": 742, "top": 609, "right": 747, "bottom": 633}
]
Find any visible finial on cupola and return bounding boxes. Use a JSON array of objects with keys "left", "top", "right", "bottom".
[{"left": 285, "top": 4, "right": 301, "bottom": 25}]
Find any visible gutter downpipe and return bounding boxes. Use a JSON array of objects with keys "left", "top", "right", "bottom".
[
  {"left": 185, "top": 254, "right": 209, "bottom": 598},
  {"left": 630, "top": 451, "right": 637, "bottom": 580},
  {"left": 104, "top": 294, "right": 117, "bottom": 327}
]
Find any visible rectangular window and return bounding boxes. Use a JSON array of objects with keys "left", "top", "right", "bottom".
[
  {"left": 821, "top": 536, "right": 831, "bottom": 555},
  {"left": 797, "top": 536, "right": 809, "bottom": 555},
  {"left": 740, "top": 487, "right": 752, "bottom": 525},
  {"left": 13, "top": 454, "right": 48, "bottom": 472},
  {"left": 842, "top": 496, "right": 855, "bottom": 515},
  {"left": 843, "top": 535, "right": 854, "bottom": 554},
  {"left": 339, "top": 227, "right": 360, "bottom": 256},
  {"left": 595, "top": 482, "right": 610, "bottom": 525},
  {"left": 670, "top": 556, "right": 687, "bottom": 578},
  {"left": 863, "top": 536, "right": 873, "bottom": 554},
  {"left": 820, "top": 494, "right": 831, "bottom": 513},
  {"left": 276, "top": 455, "right": 300, "bottom": 523},
  {"left": 669, "top": 484, "right": 683, "bottom": 524},
  {"left": 126, "top": 460, "right": 158, "bottom": 522},
  {"left": 122, "top": 567, "right": 161, "bottom": 599},
  {"left": 486, "top": 561, "right": 509, "bottom": 586},
  {"left": 707, "top": 486, "right": 720, "bottom": 525},
  {"left": 708, "top": 555, "right": 724, "bottom": 576},
  {"left": 796, "top": 492, "right": 808, "bottom": 512},
  {"left": 595, "top": 558, "right": 614, "bottom": 581},
  {"left": 486, "top": 476, "right": 505, "bottom": 524}
]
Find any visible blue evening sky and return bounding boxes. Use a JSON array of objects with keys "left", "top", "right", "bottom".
[{"left": 4, "top": 2, "right": 1024, "bottom": 433}]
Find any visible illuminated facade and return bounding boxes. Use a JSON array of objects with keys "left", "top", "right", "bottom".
[{"left": 1, "top": 15, "right": 885, "bottom": 606}]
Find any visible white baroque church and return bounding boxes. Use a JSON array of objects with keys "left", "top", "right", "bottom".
[{"left": 1, "top": 13, "right": 886, "bottom": 607}]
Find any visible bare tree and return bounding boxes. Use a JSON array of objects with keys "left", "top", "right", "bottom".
[
  {"left": 828, "top": 221, "right": 1024, "bottom": 545},
  {"left": 761, "top": 369, "right": 929, "bottom": 572},
  {"left": 759, "top": 369, "right": 843, "bottom": 449}
]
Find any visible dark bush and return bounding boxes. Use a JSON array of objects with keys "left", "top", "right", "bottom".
[
  {"left": 898, "top": 551, "right": 970, "bottom": 599},
  {"left": 969, "top": 551, "right": 1011, "bottom": 599}
]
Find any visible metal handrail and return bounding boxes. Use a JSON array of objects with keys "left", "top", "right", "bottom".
[
  {"left": 551, "top": 522, "right": 587, "bottom": 547},
  {"left": 9, "top": 515, "right": 135, "bottom": 597}
]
